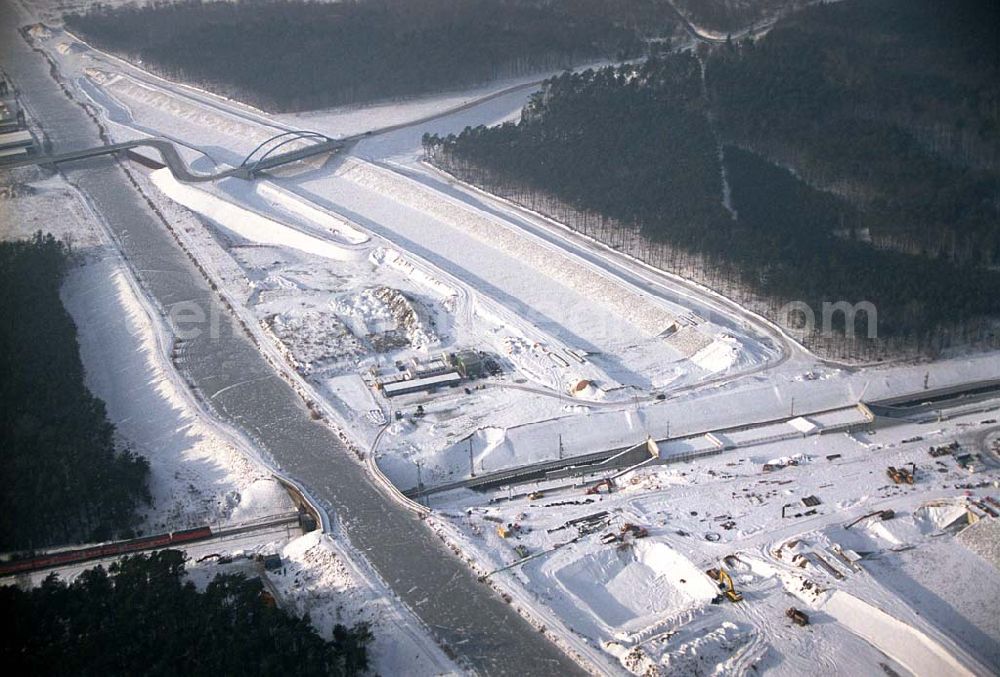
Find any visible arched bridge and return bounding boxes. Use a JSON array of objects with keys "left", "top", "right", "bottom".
[
  {"left": 0, "top": 130, "right": 345, "bottom": 182},
  {"left": 235, "top": 130, "right": 340, "bottom": 178}
]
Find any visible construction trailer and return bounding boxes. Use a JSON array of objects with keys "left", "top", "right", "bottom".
[
  {"left": 411, "top": 355, "right": 451, "bottom": 379},
  {"left": 0, "top": 96, "right": 22, "bottom": 134},
  {"left": 0, "top": 128, "right": 35, "bottom": 161}
]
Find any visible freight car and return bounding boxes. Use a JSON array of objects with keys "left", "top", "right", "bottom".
[{"left": 0, "top": 526, "right": 213, "bottom": 577}]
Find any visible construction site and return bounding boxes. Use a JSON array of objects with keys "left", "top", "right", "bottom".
[
  {"left": 3, "top": 10, "right": 999, "bottom": 675},
  {"left": 423, "top": 385, "right": 1000, "bottom": 675}
]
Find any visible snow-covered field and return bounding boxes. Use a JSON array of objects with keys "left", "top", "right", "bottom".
[
  {"left": 431, "top": 406, "right": 1000, "bottom": 674},
  {"left": 9, "top": 17, "right": 1000, "bottom": 676},
  {"left": 2, "top": 170, "right": 293, "bottom": 531},
  {"left": 1, "top": 162, "right": 455, "bottom": 676},
  {"left": 34, "top": 21, "right": 786, "bottom": 490}
]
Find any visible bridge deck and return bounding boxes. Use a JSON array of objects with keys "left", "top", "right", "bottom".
[{"left": 0, "top": 136, "right": 344, "bottom": 182}]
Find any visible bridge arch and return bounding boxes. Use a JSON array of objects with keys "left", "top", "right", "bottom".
[{"left": 239, "top": 130, "right": 333, "bottom": 171}]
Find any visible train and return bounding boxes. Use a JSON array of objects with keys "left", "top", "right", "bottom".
[{"left": 0, "top": 526, "right": 213, "bottom": 577}]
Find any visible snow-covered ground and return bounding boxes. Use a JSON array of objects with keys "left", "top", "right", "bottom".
[
  {"left": 10, "top": 17, "right": 1000, "bottom": 676},
  {"left": 2, "top": 169, "right": 293, "bottom": 531},
  {"left": 1, "top": 162, "right": 456, "bottom": 676},
  {"left": 430, "top": 406, "right": 1000, "bottom": 674},
  {"left": 30, "top": 20, "right": 788, "bottom": 490}
]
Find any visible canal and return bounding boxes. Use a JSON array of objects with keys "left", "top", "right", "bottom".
[{"left": 0, "top": 7, "right": 587, "bottom": 674}]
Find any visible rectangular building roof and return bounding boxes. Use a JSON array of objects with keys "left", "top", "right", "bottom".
[{"left": 383, "top": 371, "right": 461, "bottom": 396}]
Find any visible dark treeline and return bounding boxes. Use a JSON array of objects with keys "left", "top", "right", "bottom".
[
  {"left": 65, "top": 0, "right": 678, "bottom": 112},
  {"left": 428, "top": 56, "right": 727, "bottom": 233},
  {"left": 708, "top": 0, "right": 1000, "bottom": 266},
  {"left": 0, "top": 233, "right": 150, "bottom": 550},
  {"left": 0, "top": 550, "right": 372, "bottom": 675},
  {"left": 426, "top": 25, "right": 1000, "bottom": 359},
  {"left": 722, "top": 147, "right": 1000, "bottom": 355}
]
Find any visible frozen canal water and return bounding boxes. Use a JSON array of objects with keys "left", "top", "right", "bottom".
[{"left": 0, "top": 7, "right": 586, "bottom": 674}]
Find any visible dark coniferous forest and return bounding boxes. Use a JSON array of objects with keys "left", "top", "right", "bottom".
[
  {"left": 425, "top": 0, "right": 1000, "bottom": 359},
  {"left": 0, "top": 551, "right": 372, "bottom": 675},
  {"left": 0, "top": 233, "right": 150, "bottom": 550},
  {"left": 64, "top": 0, "right": 678, "bottom": 112}
]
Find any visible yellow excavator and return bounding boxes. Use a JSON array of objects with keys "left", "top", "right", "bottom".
[{"left": 707, "top": 567, "right": 744, "bottom": 602}]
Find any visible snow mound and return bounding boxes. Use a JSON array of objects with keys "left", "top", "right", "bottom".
[
  {"left": 370, "top": 247, "right": 458, "bottom": 301},
  {"left": 914, "top": 503, "right": 972, "bottom": 532},
  {"left": 690, "top": 334, "right": 740, "bottom": 372},
  {"left": 554, "top": 540, "right": 715, "bottom": 630},
  {"left": 454, "top": 427, "right": 516, "bottom": 471},
  {"left": 332, "top": 286, "right": 438, "bottom": 352}
]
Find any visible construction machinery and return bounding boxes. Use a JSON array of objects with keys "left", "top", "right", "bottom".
[
  {"left": 585, "top": 478, "right": 615, "bottom": 495},
  {"left": 497, "top": 523, "right": 522, "bottom": 538},
  {"left": 706, "top": 567, "right": 743, "bottom": 602},
  {"left": 621, "top": 523, "right": 649, "bottom": 539},
  {"left": 887, "top": 465, "right": 915, "bottom": 484},
  {"left": 845, "top": 508, "right": 895, "bottom": 529},
  {"left": 786, "top": 607, "right": 809, "bottom": 626}
]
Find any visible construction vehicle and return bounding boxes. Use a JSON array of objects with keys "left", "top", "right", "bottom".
[
  {"left": 497, "top": 523, "right": 522, "bottom": 538},
  {"left": 585, "top": 478, "right": 615, "bottom": 495},
  {"left": 528, "top": 491, "right": 545, "bottom": 500},
  {"left": 706, "top": 567, "right": 743, "bottom": 602},
  {"left": 845, "top": 508, "right": 895, "bottom": 529},
  {"left": 887, "top": 465, "right": 915, "bottom": 484},
  {"left": 786, "top": 607, "right": 809, "bottom": 626},
  {"left": 621, "top": 523, "right": 649, "bottom": 539}
]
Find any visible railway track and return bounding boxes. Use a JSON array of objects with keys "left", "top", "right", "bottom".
[{"left": 0, "top": 512, "right": 303, "bottom": 578}]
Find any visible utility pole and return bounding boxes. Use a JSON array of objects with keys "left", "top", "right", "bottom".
[
  {"left": 789, "top": 397, "right": 795, "bottom": 418},
  {"left": 558, "top": 434, "right": 564, "bottom": 460},
  {"left": 416, "top": 460, "right": 423, "bottom": 506},
  {"left": 469, "top": 438, "right": 475, "bottom": 477}
]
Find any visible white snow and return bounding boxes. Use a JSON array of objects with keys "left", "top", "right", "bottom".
[
  {"left": 820, "top": 591, "right": 975, "bottom": 677},
  {"left": 339, "top": 158, "right": 680, "bottom": 338},
  {"left": 150, "top": 169, "right": 364, "bottom": 262},
  {"left": 63, "top": 257, "right": 294, "bottom": 530},
  {"left": 16, "top": 18, "right": 1000, "bottom": 676}
]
